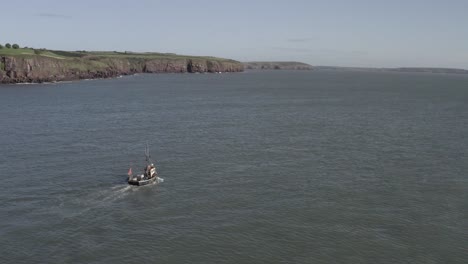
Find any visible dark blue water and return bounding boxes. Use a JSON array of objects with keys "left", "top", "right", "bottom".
[{"left": 0, "top": 71, "right": 467, "bottom": 263}]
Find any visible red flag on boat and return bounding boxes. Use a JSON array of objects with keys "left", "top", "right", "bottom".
[{"left": 128, "top": 167, "right": 133, "bottom": 176}]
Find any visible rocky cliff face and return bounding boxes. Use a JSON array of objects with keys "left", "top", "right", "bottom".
[{"left": 0, "top": 56, "right": 244, "bottom": 84}]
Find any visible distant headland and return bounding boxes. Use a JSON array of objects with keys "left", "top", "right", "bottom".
[
  {"left": 314, "top": 66, "right": 468, "bottom": 74},
  {"left": 243, "top": 61, "right": 313, "bottom": 70},
  {"left": 243, "top": 60, "right": 468, "bottom": 75},
  {"left": 0, "top": 45, "right": 243, "bottom": 84}
]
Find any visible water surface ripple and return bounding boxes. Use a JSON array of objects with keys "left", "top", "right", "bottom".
[{"left": 0, "top": 71, "right": 467, "bottom": 263}]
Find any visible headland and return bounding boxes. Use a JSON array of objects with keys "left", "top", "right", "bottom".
[{"left": 0, "top": 48, "right": 244, "bottom": 84}]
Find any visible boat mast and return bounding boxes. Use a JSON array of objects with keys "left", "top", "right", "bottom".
[{"left": 145, "top": 142, "right": 152, "bottom": 165}]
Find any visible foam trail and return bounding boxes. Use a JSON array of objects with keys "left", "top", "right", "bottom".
[{"left": 58, "top": 185, "right": 134, "bottom": 218}]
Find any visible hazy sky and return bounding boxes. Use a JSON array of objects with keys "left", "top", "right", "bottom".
[{"left": 2, "top": 0, "right": 468, "bottom": 68}]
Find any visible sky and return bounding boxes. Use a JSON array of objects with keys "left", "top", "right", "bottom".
[{"left": 2, "top": 0, "right": 468, "bottom": 68}]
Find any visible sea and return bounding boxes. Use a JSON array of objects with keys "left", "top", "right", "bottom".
[{"left": 0, "top": 70, "right": 467, "bottom": 263}]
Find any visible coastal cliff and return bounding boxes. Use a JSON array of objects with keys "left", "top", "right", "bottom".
[{"left": 0, "top": 50, "right": 243, "bottom": 84}]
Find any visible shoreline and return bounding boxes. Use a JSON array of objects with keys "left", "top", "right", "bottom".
[{"left": 7, "top": 71, "right": 242, "bottom": 86}]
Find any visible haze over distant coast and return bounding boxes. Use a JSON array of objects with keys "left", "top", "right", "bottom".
[
  {"left": 243, "top": 61, "right": 313, "bottom": 70},
  {"left": 313, "top": 66, "right": 468, "bottom": 74},
  {"left": 242, "top": 60, "right": 468, "bottom": 75}
]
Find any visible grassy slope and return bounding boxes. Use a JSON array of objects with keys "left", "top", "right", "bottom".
[
  {"left": 0, "top": 48, "right": 237, "bottom": 61},
  {"left": 0, "top": 48, "right": 67, "bottom": 59}
]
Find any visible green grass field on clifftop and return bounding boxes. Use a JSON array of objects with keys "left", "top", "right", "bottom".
[{"left": 0, "top": 48, "right": 237, "bottom": 62}]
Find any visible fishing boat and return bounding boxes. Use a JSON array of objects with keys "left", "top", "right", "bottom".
[{"left": 127, "top": 143, "right": 163, "bottom": 186}]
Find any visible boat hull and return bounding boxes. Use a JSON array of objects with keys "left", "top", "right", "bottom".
[{"left": 128, "top": 176, "right": 162, "bottom": 186}]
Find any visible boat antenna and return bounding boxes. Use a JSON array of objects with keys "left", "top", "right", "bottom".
[{"left": 145, "top": 141, "right": 151, "bottom": 164}]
